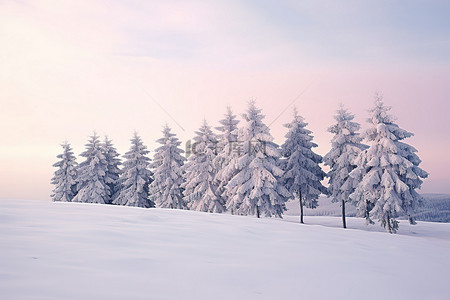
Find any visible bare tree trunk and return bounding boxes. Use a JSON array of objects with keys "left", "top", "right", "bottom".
[
  {"left": 256, "top": 205, "right": 260, "bottom": 218},
  {"left": 299, "top": 191, "right": 304, "bottom": 224},
  {"left": 341, "top": 199, "right": 347, "bottom": 229},
  {"left": 365, "top": 200, "right": 374, "bottom": 225}
]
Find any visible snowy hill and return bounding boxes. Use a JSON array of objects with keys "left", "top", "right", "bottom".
[
  {"left": 413, "top": 194, "right": 450, "bottom": 222},
  {"left": 1, "top": 199, "right": 450, "bottom": 300},
  {"left": 286, "top": 193, "right": 450, "bottom": 222}
]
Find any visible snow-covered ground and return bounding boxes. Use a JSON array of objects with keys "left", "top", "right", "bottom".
[{"left": 1, "top": 199, "right": 450, "bottom": 299}]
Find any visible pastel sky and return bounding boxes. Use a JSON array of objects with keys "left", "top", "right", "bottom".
[{"left": 1, "top": 0, "right": 449, "bottom": 200}]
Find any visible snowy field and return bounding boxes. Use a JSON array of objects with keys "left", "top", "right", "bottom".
[{"left": 1, "top": 199, "right": 450, "bottom": 300}]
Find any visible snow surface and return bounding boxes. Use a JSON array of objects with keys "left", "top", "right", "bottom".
[{"left": 1, "top": 199, "right": 450, "bottom": 299}]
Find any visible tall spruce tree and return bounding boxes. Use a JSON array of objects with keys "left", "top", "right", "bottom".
[
  {"left": 149, "top": 125, "right": 186, "bottom": 209},
  {"left": 225, "top": 101, "right": 290, "bottom": 218},
  {"left": 350, "top": 97, "right": 428, "bottom": 233},
  {"left": 72, "top": 133, "right": 110, "bottom": 204},
  {"left": 102, "top": 136, "right": 122, "bottom": 201},
  {"left": 182, "top": 120, "right": 225, "bottom": 213},
  {"left": 323, "top": 106, "right": 366, "bottom": 228},
  {"left": 281, "top": 108, "right": 327, "bottom": 224},
  {"left": 113, "top": 133, "right": 154, "bottom": 208},
  {"left": 51, "top": 141, "right": 78, "bottom": 202},
  {"left": 213, "top": 106, "right": 240, "bottom": 199}
]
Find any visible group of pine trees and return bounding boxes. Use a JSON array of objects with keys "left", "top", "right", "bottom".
[{"left": 51, "top": 97, "right": 428, "bottom": 233}]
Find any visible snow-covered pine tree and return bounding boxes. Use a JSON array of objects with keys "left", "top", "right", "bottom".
[
  {"left": 72, "top": 133, "right": 111, "bottom": 204},
  {"left": 226, "top": 101, "right": 290, "bottom": 218},
  {"left": 148, "top": 125, "right": 186, "bottom": 209},
  {"left": 51, "top": 141, "right": 78, "bottom": 202},
  {"left": 350, "top": 97, "right": 428, "bottom": 233},
  {"left": 213, "top": 106, "right": 240, "bottom": 200},
  {"left": 182, "top": 120, "right": 225, "bottom": 213},
  {"left": 102, "top": 136, "right": 121, "bottom": 201},
  {"left": 323, "top": 105, "right": 366, "bottom": 228},
  {"left": 112, "top": 132, "right": 154, "bottom": 208},
  {"left": 281, "top": 108, "right": 327, "bottom": 224}
]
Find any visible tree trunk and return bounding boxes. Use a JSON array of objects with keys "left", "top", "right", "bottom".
[
  {"left": 299, "top": 191, "right": 304, "bottom": 224},
  {"left": 365, "top": 200, "right": 374, "bottom": 225},
  {"left": 386, "top": 213, "right": 391, "bottom": 233},
  {"left": 256, "top": 205, "right": 260, "bottom": 218},
  {"left": 341, "top": 199, "right": 347, "bottom": 229}
]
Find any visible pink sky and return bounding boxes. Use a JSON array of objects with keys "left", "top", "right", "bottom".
[{"left": 1, "top": 0, "right": 449, "bottom": 200}]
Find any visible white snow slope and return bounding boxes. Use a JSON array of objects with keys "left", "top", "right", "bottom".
[{"left": 1, "top": 199, "right": 449, "bottom": 300}]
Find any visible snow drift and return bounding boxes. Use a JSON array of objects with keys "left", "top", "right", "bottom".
[{"left": 1, "top": 199, "right": 449, "bottom": 299}]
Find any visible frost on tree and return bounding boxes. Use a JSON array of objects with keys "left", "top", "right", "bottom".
[
  {"left": 350, "top": 97, "right": 428, "bottom": 233},
  {"left": 281, "top": 108, "right": 327, "bottom": 224},
  {"left": 213, "top": 106, "right": 240, "bottom": 200},
  {"left": 102, "top": 137, "right": 122, "bottom": 200},
  {"left": 72, "top": 133, "right": 111, "bottom": 204},
  {"left": 113, "top": 133, "right": 154, "bottom": 208},
  {"left": 226, "top": 101, "right": 290, "bottom": 218},
  {"left": 148, "top": 125, "right": 186, "bottom": 209},
  {"left": 323, "top": 105, "right": 366, "bottom": 228},
  {"left": 182, "top": 120, "right": 225, "bottom": 213},
  {"left": 51, "top": 141, "right": 78, "bottom": 202}
]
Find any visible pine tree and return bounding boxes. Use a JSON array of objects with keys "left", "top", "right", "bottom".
[
  {"left": 102, "top": 136, "right": 122, "bottom": 201},
  {"left": 72, "top": 133, "right": 110, "bottom": 204},
  {"left": 323, "top": 105, "right": 366, "bottom": 228},
  {"left": 113, "top": 133, "right": 154, "bottom": 208},
  {"left": 149, "top": 125, "right": 186, "bottom": 209},
  {"left": 281, "top": 108, "right": 327, "bottom": 224},
  {"left": 350, "top": 97, "right": 428, "bottom": 233},
  {"left": 51, "top": 141, "right": 78, "bottom": 202},
  {"left": 182, "top": 120, "right": 225, "bottom": 213},
  {"left": 213, "top": 106, "right": 240, "bottom": 200},
  {"left": 226, "top": 101, "right": 290, "bottom": 218}
]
